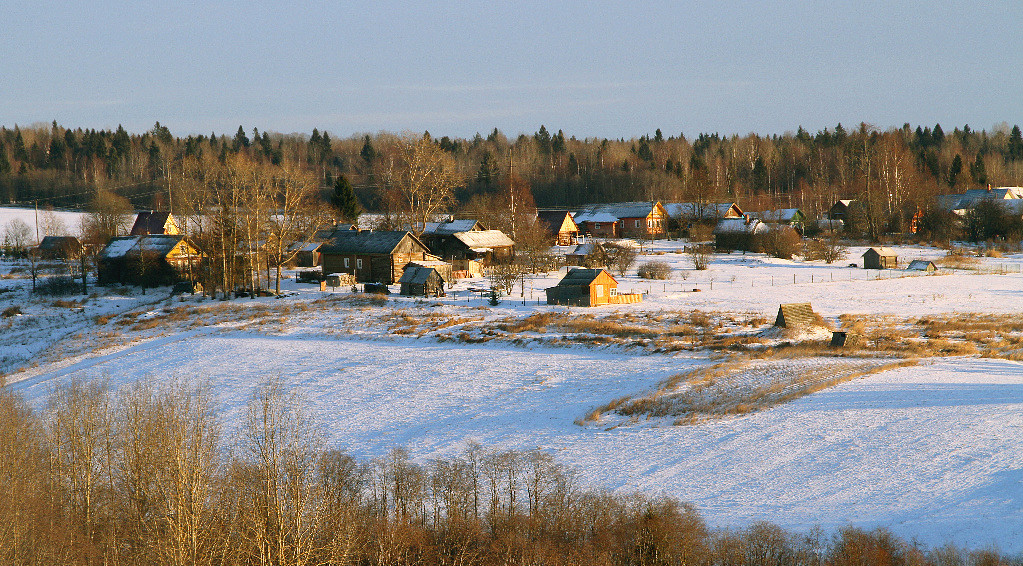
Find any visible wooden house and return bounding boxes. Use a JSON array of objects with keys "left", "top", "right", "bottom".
[
  {"left": 129, "top": 211, "right": 180, "bottom": 236},
  {"left": 536, "top": 211, "right": 579, "bottom": 245},
  {"left": 751, "top": 209, "right": 807, "bottom": 234},
  {"left": 319, "top": 230, "right": 431, "bottom": 284},
  {"left": 862, "top": 247, "right": 897, "bottom": 269},
  {"left": 664, "top": 202, "right": 743, "bottom": 234},
  {"left": 907, "top": 259, "right": 937, "bottom": 272},
  {"left": 545, "top": 268, "right": 642, "bottom": 306},
  {"left": 35, "top": 236, "right": 83, "bottom": 260},
  {"left": 97, "top": 235, "right": 201, "bottom": 286},
  {"left": 572, "top": 212, "right": 620, "bottom": 238},
  {"left": 571, "top": 202, "right": 668, "bottom": 238},
  {"left": 713, "top": 216, "right": 768, "bottom": 252},
  {"left": 291, "top": 241, "right": 323, "bottom": 267},
  {"left": 398, "top": 265, "right": 446, "bottom": 297}
]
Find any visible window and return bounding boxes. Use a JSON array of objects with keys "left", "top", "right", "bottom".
[
  {"left": 594, "top": 223, "right": 601, "bottom": 229},
  {"left": 594, "top": 285, "right": 603, "bottom": 297},
  {"left": 610, "top": 287, "right": 618, "bottom": 296},
  {"left": 634, "top": 220, "right": 641, "bottom": 228},
  {"left": 344, "top": 257, "right": 350, "bottom": 268},
  {"left": 356, "top": 258, "right": 363, "bottom": 269}
]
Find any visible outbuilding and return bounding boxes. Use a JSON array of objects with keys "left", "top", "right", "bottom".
[
  {"left": 862, "top": 247, "right": 898, "bottom": 269},
  {"left": 319, "top": 230, "right": 431, "bottom": 284},
  {"left": 398, "top": 265, "right": 446, "bottom": 297},
  {"left": 35, "top": 236, "right": 84, "bottom": 260},
  {"left": 545, "top": 268, "right": 642, "bottom": 306},
  {"left": 907, "top": 259, "right": 938, "bottom": 272}
]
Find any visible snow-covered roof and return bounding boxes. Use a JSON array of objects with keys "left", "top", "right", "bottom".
[
  {"left": 452, "top": 229, "right": 514, "bottom": 249},
  {"left": 907, "top": 260, "right": 937, "bottom": 270},
  {"left": 398, "top": 265, "right": 444, "bottom": 284},
  {"left": 572, "top": 212, "right": 619, "bottom": 224},
  {"left": 320, "top": 231, "right": 424, "bottom": 255},
  {"left": 566, "top": 242, "right": 602, "bottom": 256},
  {"left": 421, "top": 219, "right": 482, "bottom": 235},
  {"left": 863, "top": 247, "right": 897, "bottom": 257},
  {"left": 664, "top": 202, "right": 742, "bottom": 219},
  {"left": 751, "top": 209, "right": 804, "bottom": 223},
  {"left": 713, "top": 217, "right": 767, "bottom": 234},
  {"left": 572, "top": 202, "right": 660, "bottom": 219},
  {"left": 99, "top": 235, "right": 187, "bottom": 259}
]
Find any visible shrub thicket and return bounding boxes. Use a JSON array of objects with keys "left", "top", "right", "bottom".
[{"left": 637, "top": 261, "right": 672, "bottom": 279}]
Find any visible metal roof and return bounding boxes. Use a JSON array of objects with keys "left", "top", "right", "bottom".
[
  {"left": 664, "top": 202, "right": 741, "bottom": 219},
  {"left": 554, "top": 268, "right": 615, "bottom": 286},
  {"left": 421, "top": 219, "right": 482, "bottom": 235},
  {"left": 99, "top": 235, "right": 188, "bottom": 259},
  {"left": 398, "top": 265, "right": 445, "bottom": 285},
  {"left": 572, "top": 201, "right": 660, "bottom": 219},
  {"left": 319, "top": 230, "right": 423, "bottom": 255},
  {"left": 452, "top": 229, "right": 514, "bottom": 249},
  {"left": 572, "top": 212, "right": 619, "bottom": 223},
  {"left": 713, "top": 217, "right": 768, "bottom": 234}
]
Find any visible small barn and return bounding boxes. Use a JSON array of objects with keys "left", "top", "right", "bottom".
[
  {"left": 35, "top": 236, "right": 83, "bottom": 260},
  {"left": 97, "top": 235, "right": 202, "bottom": 286},
  {"left": 862, "top": 247, "right": 898, "bottom": 269},
  {"left": 545, "top": 268, "right": 642, "bottom": 306},
  {"left": 291, "top": 241, "right": 323, "bottom": 267},
  {"left": 774, "top": 303, "right": 818, "bottom": 329},
  {"left": 433, "top": 230, "right": 515, "bottom": 264},
  {"left": 907, "top": 259, "right": 937, "bottom": 272},
  {"left": 399, "top": 265, "right": 446, "bottom": 297},
  {"left": 405, "top": 259, "right": 454, "bottom": 283}
]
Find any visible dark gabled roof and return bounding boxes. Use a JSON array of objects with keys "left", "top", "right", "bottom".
[
  {"left": 37, "top": 236, "right": 82, "bottom": 250},
  {"left": 398, "top": 265, "right": 445, "bottom": 285},
  {"left": 130, "top": 211, "right": 175, "bottom": 235},
  {"left": 319, "top": 230, "right": 425, "bottom": 255},
  {"left": 536, "top": 211, "right": 578, "bottom": 234},
  {"left": 555, "top": 268, "right": 615, "bottom": 286},
  {"left": 314, "top": 224, "right": 356, "bottom": 240}
]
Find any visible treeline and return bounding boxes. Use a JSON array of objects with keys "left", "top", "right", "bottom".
[
  {"left": 0, "top": 377, "right": 1016, "bottom": 566},
  {"left": 4, "top": 120, "right": 1023, "bottom": 238}
]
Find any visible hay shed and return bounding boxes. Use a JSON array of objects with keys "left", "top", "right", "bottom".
[
  {"left": 399, "top": 265, "right": 446, "bottom": 297},
  {"left": 862, "top": 247, "right": 897, "bottom": 269},
  {"left": 907, "top": 260, "right": 937, "bottom": 272},
  {"left": 774, "top": 303, "right": 817, "bottom": 329},
  {"left": 830, "top": 331, "right": 862, "bottom": 348}
]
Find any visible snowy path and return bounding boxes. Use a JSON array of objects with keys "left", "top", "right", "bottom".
[{"left": 11, "top": 333, "right": 1023, "bottom": 551}]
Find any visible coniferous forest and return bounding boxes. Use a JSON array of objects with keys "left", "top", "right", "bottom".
[{"left": 3, "top": 121, "right": 1023, "bottom": 242}]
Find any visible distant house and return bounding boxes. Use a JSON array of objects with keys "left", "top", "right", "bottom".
[
  {"left": 750, "top": 209, "right": 807, "bottom": 234},
  {"left": 862, "top": 247, "right": 898, "bottom": 269},
  {"left": 937, "top": 186, "right": 1023, "bottom": 214},
  {"left": 35, "top": 236, "right": 83, "bottom": 260},
  {"left": 313, "top": 223, "right": 357, "bottom": 241},
  {"left": 129, "top": 211, "right": 180, "bottom": 236},
  {"left": 907, "top": 259, "right": 937, "bottom": 272},
  {"left": 572, "top": 212, "right": 620, "bottom": 238},
  {"left": 664, "top": 202, "right": 743, "bottom": 234},
  {"left": 713, "top": 216, "right": 768, "bottom": 252},
  {"left": 97, "top": 235, "right": 201, "bottom": 286},
  {"left": 437, "top": 230, "right": 515, "bottom": 264},
  {"left": 545, "top": 268, "right": 642, "bottom": 306},
  {"left": 536, "top": 211, "right": 579, "bottom": 245},
  {"left": 398, "top": 265, "right": 446, "bottom": 297},
  {"left": 827, "top": 200, "right": 857, "bottom": 221},
  {"left": 419, "top": 218, "right": 485, "bottom": 236},
  {"left": 291, "top": 241, "right": 323, "bottom": 268},
  {"left": 319, "top": 230, "right": 431, "bottom": 284},
  {"left": 571, "top": 202, "right": 669, "bottom": 238}
]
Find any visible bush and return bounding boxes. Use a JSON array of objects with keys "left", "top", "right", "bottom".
[
  {"left": 687, "top": 244, "right": 712, "bottom": 270},
  {"left": 803, "top": 238, "right": 846, "bottom": 264},
  {"left": 35, "top": 275, "right": 80, "bottom": 296},
  {"left": 637, "top": 261, "right": 672, "bottom": 279},
  {"left": 759, "top": 226, "right": 802, "bottom": 259}
]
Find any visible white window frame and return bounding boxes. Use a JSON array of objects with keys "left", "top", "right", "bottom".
[
  {"left": 344, "top": 257, "right": 350, "bottom": 268},
  {"left": 634, "top": 219, "right": 641, "bottom": 228},
  {"left": 610, "top": 287, "right": 618, "bottom": 296},
  {"left": 594, "top": 222, "right": 601, "bottom": 229},
  {"left": 356, "top": 258, "right": 363, "bottom": 269}
]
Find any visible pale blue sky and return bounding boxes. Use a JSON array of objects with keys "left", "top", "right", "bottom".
[{"left": 2, "top": 1, "right": 1020, "bottom": 139}]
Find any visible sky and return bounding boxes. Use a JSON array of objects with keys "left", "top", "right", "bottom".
[{"left": 2, "top": 1, "right": 1021, "bottom": 140}]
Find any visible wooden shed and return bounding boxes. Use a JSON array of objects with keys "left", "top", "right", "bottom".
[
  {"left": 536, "top": 211, "right": 579, "bottom": 245},
  {"left": 546, "top": 268, "right": 642, "bottom": 306},
  {"left": 907, "top": 259, "right": 937, "bottom": 272},
  {"left": 713, "top": 216, "right": 768, "bottom": 252},
  {"left": 129, "top": 211, "right": 180, "bottom": 236},
  {"left": 774, "top": 303, "right": 818, "bottom": 329},
  {"left": 862, "top": 247, "right": 898, "bottom": 269},
  {"left": 97, "top": 235, "right": 202, "bottom": 286},
  {"left": 35, "top": 236, "right": 83, "bottom": 260},
  {"left": 398, "top": 265, "right": 446, "bottom": 297}
]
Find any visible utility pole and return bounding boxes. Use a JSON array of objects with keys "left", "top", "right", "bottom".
[
  {"left": 508, "top": 148, "right": 516, "bottom": 240},
  {"left": 34, "top": 200, "right": 39, "bottom": 244}
]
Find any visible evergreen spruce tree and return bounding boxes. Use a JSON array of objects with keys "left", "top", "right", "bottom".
[
  {"left": 331, "top": 174, "right": 361, "bottom": 222},
  {"left": 534, "top": 125, "right": 552, "bottom": 155},
  {"left": 933, "top": 123, "right": 945, "bottom": 146},
  {"left": 360, "top": 135, "right": 376, "bottom": 163},
  {"left": 948, "top": 154, "right": 963, "bottom": 188},
  {"left": 0, "top": 142, "right": 10, "bottom": 175},
  {"left": 1008, "top": 125, "right": 1023, "bottom": 161},
  {"left": 971, "top": 153, "right": 987, "bottom": 185},
  {"left": 12, "top": 128, "right": 28, "bottom": 163},
  {"left": 232, "top": 125, "right": 250, "bottom": 151}
]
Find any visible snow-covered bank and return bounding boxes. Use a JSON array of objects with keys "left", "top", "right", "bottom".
[{"left": 11, "top": 333, "right": 1023, "bottom": 551}]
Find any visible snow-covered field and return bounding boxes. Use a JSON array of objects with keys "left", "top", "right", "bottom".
[
  {"left": 0, "top": 206, "right": 97, "bottom": 239},
  {"left": 3, "top": 238, "right": 1023, "bottom": 551}
]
